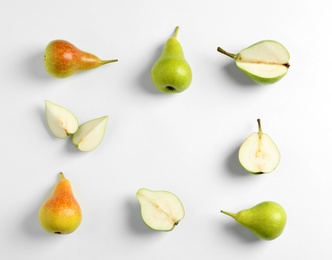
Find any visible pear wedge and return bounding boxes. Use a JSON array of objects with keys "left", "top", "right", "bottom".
[
  {"left": 217, "top": 40, "right": 290, "bottom": 84},
  {"left": 45, "top": 100, "right": 79, "bottom": 139},
  {"left": 136, "top": 188, "right": 185, "bottom": 231},
  {"left": 72, "top": 116, "right": 108, "bottom": 152},
  {"left": 238, "top": 119, "right": 280, "bottom": 174}
]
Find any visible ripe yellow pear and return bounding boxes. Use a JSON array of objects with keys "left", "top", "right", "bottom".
[
  {"left": 39, "top": 172, "right": 82, "bottom": 234},
  {"left": 44, "top": 39, "right": 118, "bottom": 78}
]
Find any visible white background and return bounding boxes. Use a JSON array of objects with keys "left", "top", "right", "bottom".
[{"left": 1, "top": 0, "right": 331, "bottom": 259}]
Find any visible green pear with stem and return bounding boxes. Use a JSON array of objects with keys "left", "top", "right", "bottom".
[
  {"left": 217, "top": 40, "right": 290, "bottom": 84},
  {"left": 72, "top": 116, "right": 108, "bottom": 152},
  {"left": 238, "top": 119, "right": 280, "bottom": 174},
  {"left": 220, "top": 201, "right": 287, "bottom": 240},
  {"left": 44, "top": 40, "right": 118, "bottom": 78},
  {"left": 136, "top": 188, "right": 185, "bottom": 231},
  {"left": 39, "top": 172, "right": 82, "bottom": 234},
  {"left": 45, "top": 100, "right": 79, "bottom": 139},
  {"left": 151, "top": 26, "right": 192, "bottom": 93}
]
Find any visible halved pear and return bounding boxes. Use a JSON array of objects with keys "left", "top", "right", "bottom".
[
  {"left": 136, "top": 188, "right": 185, "bottom": 231},
  {"left": 217, "top": 40, "right": 290, "bottom": 84},
  {"left": 45, "top": 100, "right": 79, "bottom": 139},
  {"left": 72, "top": 116, "right": 108, "bottom": 152},
  {"left": 238, "top": 119, "right": 280, "bottom": 174}
]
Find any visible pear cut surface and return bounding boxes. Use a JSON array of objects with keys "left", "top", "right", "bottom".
[
  {"left": 236, "top": 41, "right": 290, "bottom": 83},
  {"left": 72, "top": 116, "right": 108, "bottom": 152},
  {"left": 136, "top": 188, "right": 185, "bottom": 231},
  {"left": 45, "top": 100, "right": 78, "bottom": 139},
  {"left": 238, "top": 119, "right": 280, "bottom": 174}
]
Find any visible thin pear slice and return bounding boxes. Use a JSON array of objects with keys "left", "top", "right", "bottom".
[
  {"left": 72, "top": 116, "right": 108, "bottom": 152},
  {"left": 136, "top": 188, "right": 185, "bottom": 231},
  {"left": 217, "top": 40, "right": 290, "bottom": 84},
  {"left": 238, "top": 119, "right": 280, "bottom": 174},
  {"left": 45, "top": 100, "right": 79, "bottom": 139}
]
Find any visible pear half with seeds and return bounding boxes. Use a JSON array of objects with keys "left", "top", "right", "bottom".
[
  {"left": 136, "top": 188, "right": 185, "bottom": 231},
  {"left": 72, "top": 116, "right": 108, "bottom": 152},
  {"left": 45, "top": 100, "right": 79, "bottom": 138},
  {"left": 238, "top": 119, "right": 280, "bottom": 174},
  {"left": 217, "top": 40, "right": 290, "bottom": 84}
]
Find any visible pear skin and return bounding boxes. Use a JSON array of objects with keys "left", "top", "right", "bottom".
[
  {"left": 221, "top": 201, "right": 287, "bottom": 240},
  {"left": 151, "top": 26, "right": 192, "bottom": 93},
  {"left": 39, "top": 172, "right": 82, "bottom": 234},
  {"left": 44, "top": 40, "right": 118, "bottom": 78}
]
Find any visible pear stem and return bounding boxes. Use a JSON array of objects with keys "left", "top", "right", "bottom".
[
  {"left": 220, "top": 210, "right": 236, "bottom": 219},
  {"left": 257, "top": 118, "right": 263, "bottom": 137},
  {"left": 217, "top": 47, "right": 237, "bottom": 59},
  {"left": 59, "top": 172, "right": 65, "bottom": 181},
  {"left": 101, "top": 59, "right": 118, "bottom": 65},
  {"left": 173, "top": 26, "right": 180, "bottom": 38}
]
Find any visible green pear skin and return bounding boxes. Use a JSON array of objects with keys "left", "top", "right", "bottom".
[
  {"left": 44, "top": 40, "right": 118, "bottom": 78},
  {"left": 151, "top": 26, "right": 192, "bottom": 93},
  {"left": 220, "top": 201, "right": 287, "bottom": 240}
]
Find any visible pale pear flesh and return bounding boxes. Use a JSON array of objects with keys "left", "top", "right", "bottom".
[
  {"left": 220, "top": 201, "right": 287, "bottom": 240},
  {"left": 136, "top": 188, "right": 185, "bottom": 231},
  {"left": 45, "top": 100, "right": 79, "bottom": 139},
  {"left": 238, "top": 119, "right": 280, "bottom": 174},
  {"left": 217, "top": 40, "right": 290, "bottom": 84},
  {"left": 72, "top": 116, "right": 108, "bottom": 152}
]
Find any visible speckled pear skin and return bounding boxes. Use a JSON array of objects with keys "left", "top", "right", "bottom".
[
  {"left": 151, "top": 26, "right": 192, "bottom": 93},
  {"left": 44, "top": 40, "right": 118, "bottom": 78},
  {"left": 221, "top": 201, "right": 287, "bottom": 240},
  {"left": 39, "top": 172, "right": 82, "bottom": 234}
]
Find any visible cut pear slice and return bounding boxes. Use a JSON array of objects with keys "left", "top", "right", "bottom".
[
  {"left": 136, "top": 188, "right": 185, "bottom": 231},
  {"left": 238, "top": 119, "right": 280, "bottom": 174},
  {"left": 72, "top": 116, "right": 108, "bottom": 152},
  {"left": 217, "top": 40, "right": 290, "bottom": 84},
  {"left": 45, "top": 100, "right": 79, "bottom": 139}
]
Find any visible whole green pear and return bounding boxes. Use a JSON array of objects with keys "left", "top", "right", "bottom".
[
  {"left": 151, "top": 26, "right": 192, "bottom": 93},
  {"left": 44, "top": 40, "right": 118, "bottom": 78},
  {"left": 220, "top": 201, "right": 287, "bottom": 240}
]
